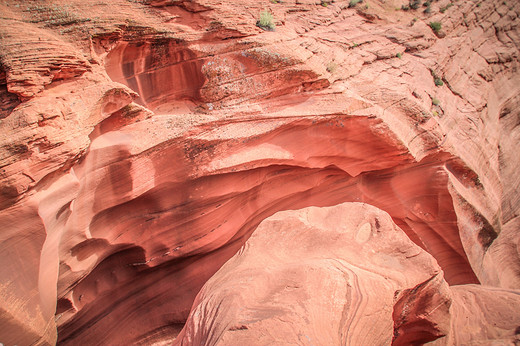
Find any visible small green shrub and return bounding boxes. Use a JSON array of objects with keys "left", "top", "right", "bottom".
[
  {"left": 257, "top": 11, "right": 275, "bottom": 31},
  {"left": 409, "top": 0, "right": 421, "bottom": 10},
  {"left": 424, "top": 5, "right": 431, "bottom": 13},
  {"left": 432, "top": 97, "right": 440, "bottom": 106},
  {"left": 429, "top": 21, "right": 442, "bottom": 32},
  {"left": 434, "top": 78, "right": 444, "bottom": 86},
  {"left": 440, "top": 3, "right": 453, "bottom": 13},
  {"left": 401, "top": 0, "right": 421, "bottom": 10},
  {"left": 396, "top": 52, "right": 402, "bottom": 59},
  {"left": 476, "top": 3, "right": 481, "bottom": 7},
  {"left": 349, "top": 0, "right": 362, "bottom": 8}
]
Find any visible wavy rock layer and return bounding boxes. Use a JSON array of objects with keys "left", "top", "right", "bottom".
[
  {"left": 0, "top": 0, "right": 519, "bottom": 344},
  {"left": 176, "top": 203, "right": 520, "bottom": 346},
  {"left": 56, "top": 114, "right": 484, "bottom": 345}
]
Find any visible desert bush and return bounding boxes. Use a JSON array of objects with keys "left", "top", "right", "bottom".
[
  {"left": 25, "top": 4, "right": 87, "bottom": 26},
  {"left": 257, "top": 11, "right": 275, "bottom": 31},
  {"left": 429, "top": 21, "right": 442, "bottom": 32},
  {"left": 440, "top": 3, "right": 453, "bottom": 13},
  {"left": 349, "top": 0, "right": 362, "bottom": 8},
  {"left": 409, "top": 0, "right": 421, "bottom": 9}
]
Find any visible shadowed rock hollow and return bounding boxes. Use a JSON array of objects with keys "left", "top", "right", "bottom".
[
  {"left": 0, "top": 0, "right": 520, "bottom": 345},
  {"left": 105, "top": 41, "right": 206, "bottom": 111}
]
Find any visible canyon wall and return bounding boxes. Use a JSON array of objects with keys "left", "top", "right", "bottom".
[{"left": 0, "top": 0, "right": 519, "bottom": 344}]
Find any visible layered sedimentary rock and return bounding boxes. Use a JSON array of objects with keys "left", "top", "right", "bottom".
[
  {"left": 176, "top": 203, "right": 520, "bottom": 345},
  {"left": 0, "top": 0, "right": 519, "bottom": 344}
]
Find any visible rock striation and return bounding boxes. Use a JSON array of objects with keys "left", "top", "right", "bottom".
[
  {"left": 176, "top": 203, "right": 520, "bottom": 346},
  {"left": 0, "top": 0, "right": 519, "bottom": 344}
]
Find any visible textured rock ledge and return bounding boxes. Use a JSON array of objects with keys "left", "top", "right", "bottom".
[{"left": 176, "top": 203, "right": 520, "bottom": 346}]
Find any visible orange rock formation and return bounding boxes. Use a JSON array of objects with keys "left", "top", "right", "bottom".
[{"left": 0, "top": 0, "right": 519, "bottom": 345}]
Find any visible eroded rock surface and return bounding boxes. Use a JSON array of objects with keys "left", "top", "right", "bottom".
[
  {"left": 176, "top": 203, "right": 453, "bottom": 345},
  {"left": 177, "top": 203, "right": 520, "bottom": 346},
  {"left": 0, "top": 0, "right": 519, "bottom": 344}
]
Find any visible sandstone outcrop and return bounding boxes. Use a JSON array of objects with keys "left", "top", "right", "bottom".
[
  {"left": 0, "top": 0, "right": 519, "bottom": 344},
  {"left": 176, "top": 203, "right": 520, "bottom": 346}
]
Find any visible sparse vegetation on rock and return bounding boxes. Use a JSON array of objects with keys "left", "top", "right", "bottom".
[
  {"left": 409, "top": 0, "right": 421, "bottom": 10},
  {"left": 440, "top": 3, "right": 453, "bottom": 13},
  {"left": 349, "top": 0, "right": 362, "bottom": 8},
  {"left": 24, "top": 4, "right": 88, "bottom": 26},
  {"left": 3, "top": 1, "right": 520, "bottom": 345},
  {"left": 401, "top": 0, "right": 422, "bottom": 11},
  {"left": 429, "top": 21, "right": 442, "bottom": 33},
  {"left": 257, "top": 11, "right": 275, "bottom": 31}
]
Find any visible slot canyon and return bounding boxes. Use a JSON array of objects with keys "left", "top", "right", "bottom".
[{"left": 1, "top": 0, "right": 520, "bottom": 345}]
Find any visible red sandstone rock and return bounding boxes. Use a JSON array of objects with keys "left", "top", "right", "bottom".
[
  {"left": 177, "top": 203, "right": 520, "bottom": 345},
  {"left": 0, "top": 0, "right": 519, "bottom": 344},
  {"left": 176, "top": 203, "right": 453, "bottom": 345}
]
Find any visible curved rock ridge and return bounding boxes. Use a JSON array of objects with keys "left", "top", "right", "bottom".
[
  {"left": 54, "top": 113, "right": 484, "bottom": 345},
  {"left": 176, "top": 203, "right": 520, "bottom": 346},
  {"left": 0, "top": 0, "right": 519, "bottom": 344}
]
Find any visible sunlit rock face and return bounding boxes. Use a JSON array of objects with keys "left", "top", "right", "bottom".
[
  {"left": 0, "top": 0, "right": 520, "bottom": 344},
  {"left": 55, "top": 114, "right": 481, "bottom": 345},
  {"left": 176, "top": 203, "right": 520, "bottom": 346}
]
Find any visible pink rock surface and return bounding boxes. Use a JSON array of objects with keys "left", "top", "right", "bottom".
[
  {"left": 177, "top": 203, "right": 520, "bottom": 345},
  {"left": 0, "top": 0, "right": 519, "bottom": 344},
  {"left": 442, "top": 284, "right": 520, "bottom": 345},
  {"left": 176, "top": 203, "right": 453, "bottom": 345}
]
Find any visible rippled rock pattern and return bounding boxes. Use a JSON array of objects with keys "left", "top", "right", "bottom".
[{"left": 0, "top": 0, "right": 519, "bottom": 344}]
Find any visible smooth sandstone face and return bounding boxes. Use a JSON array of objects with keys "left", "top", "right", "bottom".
[
  {"left": 176, "top": 204, "right": 520, "bottom": 346},
  {"left": 0, "top": 0, "right": 519, "bottom": 345},
  {"left": 176, "top": 203, "right": 452, "bottom": 345}
]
